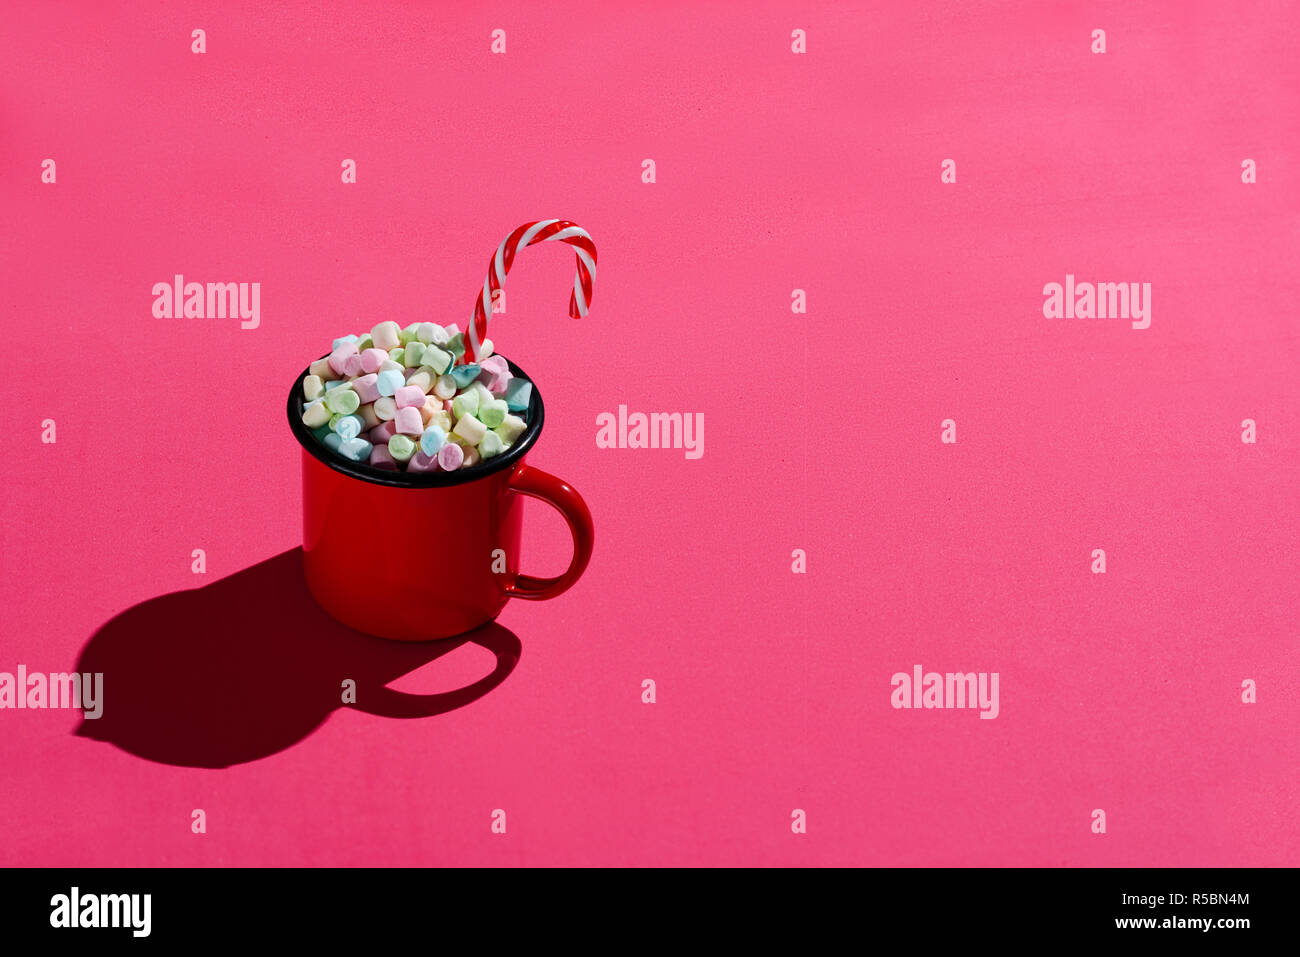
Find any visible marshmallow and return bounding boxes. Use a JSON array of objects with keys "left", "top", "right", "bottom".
[
  {"left": 407, "top": 450, "right": 440, "bottom": 473},
  {"left": 504, "top": 379, "right": 532, "bottom": 412},
  {"left": 371, "top": 321, "right": 402, "bottom": 351},
  {"left": 377, "top": 369, "right": 405, "bottom": 397},
  {"left": 394, "top": 385, "right": 426, "bottom": 410},
  {"left": 332, "top": 414, "right": 365, "bottom": 440},
  {"left": 394, "top": 405, "right": 424, "bottom": 436},
  {"left": 407, "top": 370, "right": 434, "bottom": 394},
  {"left": 373, "top": 396, "right": 397, "bottom": 421},
  {"left": 451, "top": 392, "right": 478, "bottom": 420},
  {"left": 302, "top": 374, "right": 324, "bottom": 401},
  {"left": 369, "top": 420, "right": 396, "bottom": 444},
  {"left": 420, "top": 347, "right": 453, "bottom": 376},
  {"left": 360, "top": 348, "right": 389, "bottom": 374},
  {"left": 404, "top": 341, "right": 426, "bottom": 368},
  {"left": 420, "top": 426, "right": 447, "bottom": 456},
  {"left": 309, "top": 357, "right": 338, "bottom": 381},
  {"left": 328, "top": 342, "right": 360, "bottom": 376},
  {"left": 453, "top": 413, "right": 487, "bottom": 445},
  {"left": 388, "top": 434, "right": 416, "bottom": 463},
  {"left": 449, "top": 363, "right": 481, "bottom": 389},
  {"left": 437, "top": 442, "right": 464, "bottom": 471},
  {"left": 433, "top": 374, "right": 457, "bottom": 400},
  {"left": 352, "top": 373, "right": 382, "bottom": 404},
  {"left": 417, "top": 322, "right": 447, "bottom": 346},
  {"left": 302, "top": 402, "right": 331, "bottom": 429},
  {"left": 495, "top": 414, "right": 526, "bottom": 444},
  {"left": 369, "top": 444, "right": 398, "bottom": 470},
  {"left": 338, "top": 437, "right": 372, "bottom": 462},
  {"left": 418, "top": 395, "right": 439, "bottom": 426},
  {"left": 479, "top": 430, "right": 505, "bottom": 459},
  {"left": 479, "top": 399, "right": 508, "bottom": 429},
  {"left": 324, "top": 388, "right": 360, "bottom": 415}
]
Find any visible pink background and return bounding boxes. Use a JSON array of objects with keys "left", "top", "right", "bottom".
[{"left": 2, "top": 1, "right": 1297, "bottom": 866}]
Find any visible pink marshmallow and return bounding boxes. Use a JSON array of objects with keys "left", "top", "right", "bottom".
[
  {"left": 394, "top": 385, "right": 426, "bottom": 409},
  {"left": 487, "top": 371, "right": 513, "bottom": 396},
  {"left": 343, "top": 354, "right": 363, "bottom": 377},
  {"left": 394, "top": 405, "right": 424, "bottom": 436},
  {"left": 479, "top": 355, "right": 509, "bottom": 377},
  {"left": 437, "top": 442, "right": 464, "bottom": 471},
  {"left": 327, "top": 342, "right": 359, "bottom": 376},
  {"left": 369, "top": 421, "right": 396, "bottom": 443},
  {"left": 353, "top": 373, "right": 381, "bottom": 404},
  {"left": 368, "top": 445, "right": 398, "bottom": 470},
  {"left": 442, "top": 399, "right": 454, "bottom": 414},
  {"left": 406, "top": 450, "right": 441, "bottom": 473},
  {"left": 360, "top": 348, "right": 389, "bottom": 374}
]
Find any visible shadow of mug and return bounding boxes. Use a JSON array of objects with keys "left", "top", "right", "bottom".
[{"left": 73, "top": 549, "right": 521, "bottom": 768}]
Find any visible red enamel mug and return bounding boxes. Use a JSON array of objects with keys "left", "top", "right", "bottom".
[{"left": 286, "top": 358, "right": 593, "bottom": 641}]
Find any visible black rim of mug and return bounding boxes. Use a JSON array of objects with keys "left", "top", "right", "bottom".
[{"left": 286, "top": 355, "right": 545, "bottom": 488}]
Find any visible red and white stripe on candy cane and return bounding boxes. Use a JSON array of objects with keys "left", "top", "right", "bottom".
[{"left": 466, "top": 220, "right": 597, "bottom": 363}]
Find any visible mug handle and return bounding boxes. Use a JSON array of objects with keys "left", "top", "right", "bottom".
[{"left": 503, "top": 463, "right": 594, "bottom": 601}]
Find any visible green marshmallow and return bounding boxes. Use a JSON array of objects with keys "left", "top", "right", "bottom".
[
  {"left": 325, "top": 387, "right": 360, "bottom": 415},
  {"left": 388, "top": 434, "right": 416, "bottom": 462},
  {"left": 479, "top": 430, "right": 505, "bottom": 459},
  {"left": 479, "top": 399, "right": 507, "bottom": 429},
  {"left": 388, "top": 347, "right": 405, "bottom": 365},
  {"left": 420, "top": 346, "right": 452, "bottom": 375},
  {"left": 451, "top": 392, "right": 479, "bottom": 419},
  {"left": 404, "top": 341, "right": 426, "bottom": 367},
  {"left": 399, "top": 323, "right": 420, "bottom": 345},
  {"left": 495, "top": 414, "right": 527, "bottom": 445},
  {"left": 356, "top": 333, "right": 374, "bottom": 352},
  {"left": 446, "top": 333, "right": 465, "bottom": 358}
]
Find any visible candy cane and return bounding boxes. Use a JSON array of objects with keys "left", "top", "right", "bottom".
[{"left": 466, "top": 220, "right": 597, "bottom": 363}]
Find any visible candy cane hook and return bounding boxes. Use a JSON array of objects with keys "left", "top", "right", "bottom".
[{"left": 466, "top": 220, "right": 597, "bottom": 363}]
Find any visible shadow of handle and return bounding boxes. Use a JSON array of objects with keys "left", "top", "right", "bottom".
[
  {"left": 352, "top": 627, "right": 522, "bottom": 719},
  {"left": 504, "top": 463, "right": 594, "bottom": 601}
]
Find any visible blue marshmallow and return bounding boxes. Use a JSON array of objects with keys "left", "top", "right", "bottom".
[
  {"left": 377, "top": 369, "right": 405, "bottom": 396},
  {"left": 504, "top": 378, "right": 533, "bottom": 413},
  {"left": 420, "top": 426, "right": 447, "bottom": 456},
  {"left": 449, "top": 363, "right": 481, "bottom": 388},
  {"left": 332, "top": 334, "right": 359, "bottom": 351},
  {"left": 338, "top": 437, "right": 373, "bottom": 462},
  {"left": 333, "top": 414, "right": 365, "bottom": 440},
  {"left": 323, "top": 432, "right": 343, "bottom": 452}
]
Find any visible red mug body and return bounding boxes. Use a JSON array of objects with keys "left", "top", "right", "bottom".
[{"left": 288, "top": 359, "right": 593, "bottom": 641}]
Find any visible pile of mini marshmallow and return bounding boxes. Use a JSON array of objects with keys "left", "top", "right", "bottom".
[{"left": 299, "top": 321, "right": 532, "bottom": 473}]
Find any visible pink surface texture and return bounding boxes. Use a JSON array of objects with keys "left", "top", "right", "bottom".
[{"left": 1, "top": 1, "right": 1297, "bottom": 867}]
